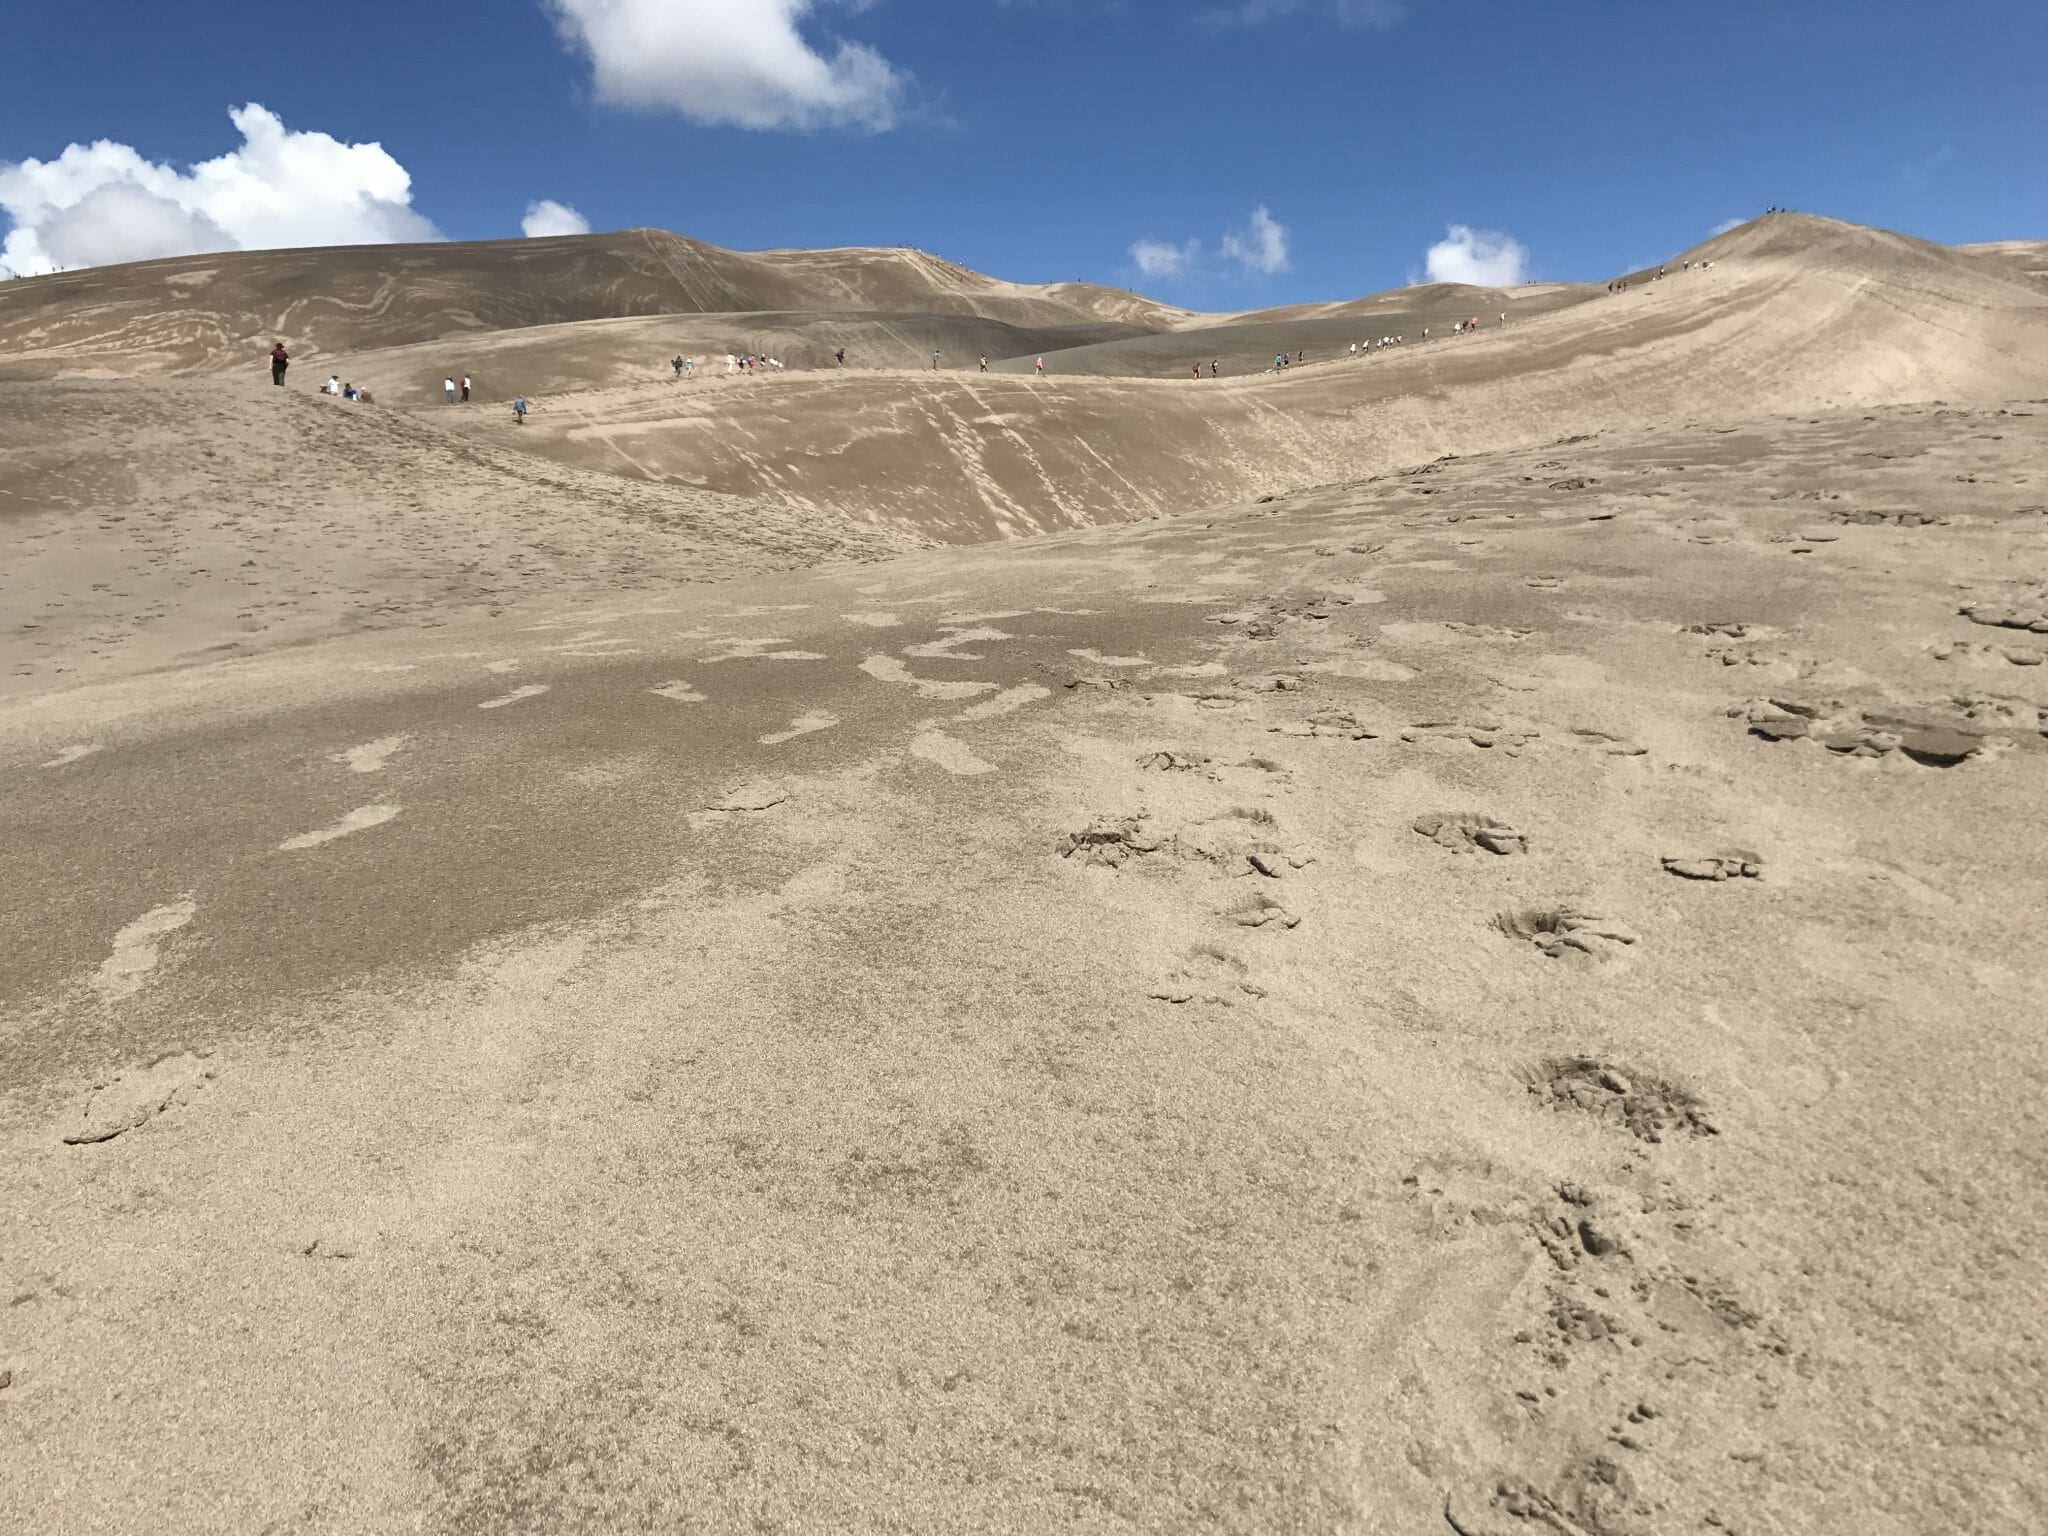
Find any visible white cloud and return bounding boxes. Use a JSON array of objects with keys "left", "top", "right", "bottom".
[
  {"left": 1422, "top": 223, "right": 1532, "bottom": 287},
  {"left": 0, "top": 103, "right": 435, "bottom": 278},
  {"left": 1129, "top": 237, "right": 1200, "bottom": 280},
  {"left": 1204, "top": 0, "right": 1406, "bottom": 29},
  {"left": 522, "top": 198, "right": 592, "bottom": 238},
  {"left": 1222, "top": 205, "right": 1291, "bottom": 276},
  {"left": 1708, "top": 217, "right": 1746, "bottom": 237},
  {"left": 544, "top": 0, "right": 911, "bottom": 131}
]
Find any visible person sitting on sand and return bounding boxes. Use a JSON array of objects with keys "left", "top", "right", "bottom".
[
  {"left": 512, "top": 395, "right": 528, "bottom": 425},
  {"left": 269, "top": 342, "right": 289, "bottom": 386},
  {"left": 341, "top": 383, "right": 356, "bottom": 401},
  {"left": 324, "top": 375, "right": 341, "bottom": 396},
  {"left": 356, "top": 386, "right": 374, "bottom": 405}
]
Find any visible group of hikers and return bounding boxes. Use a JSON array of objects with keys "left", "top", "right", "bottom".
[
  {"left": 270, "top": 343, "right": 524, "bottom": 421},
  {"left": 1607, "top": 257, "right": 1712, "bottom": 295}
]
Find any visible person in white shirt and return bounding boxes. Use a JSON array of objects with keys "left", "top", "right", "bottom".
[
  {"left": 324, "top": 376, "right": 341, "bottom": 396},
  {"left": 443, "top": 377, "right": 457, "bottom": 404}
]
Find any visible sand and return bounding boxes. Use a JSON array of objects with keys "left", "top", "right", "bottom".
[{"left": 2, "top": 213, "right": 2045, "bottom": 1534}]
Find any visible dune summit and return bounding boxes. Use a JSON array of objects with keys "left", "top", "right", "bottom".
[{"left": 1, "top": 212, "right": 2045, "bottom": 1533}]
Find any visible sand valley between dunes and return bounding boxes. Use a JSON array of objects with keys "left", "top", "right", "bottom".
[{"left": 1, "top": 214, "right": 2045, "bottom": 1534}]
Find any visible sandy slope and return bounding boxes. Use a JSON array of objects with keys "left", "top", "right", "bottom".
[
  {"left": 0, "top": 378, "right": 917, "bottom": 694},
  {"left": 4, "top": 403, "right": 2045, "bottom": 1534},
  {"left": 442, "top": 216, "right": 2048, "bottom": 538}
]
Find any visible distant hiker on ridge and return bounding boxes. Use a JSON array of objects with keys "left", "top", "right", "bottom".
[
  {"left": 512, "top": 395, "right": 528, "bottom": 426},
  {"left": 269, "top": 342, "right": 289, "bottom": 386}
]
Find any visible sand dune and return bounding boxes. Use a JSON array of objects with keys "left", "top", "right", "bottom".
[
  {"left": 2, "top": 212, "right": 2045, "bottom": 1534},
  {"left": 0, "top": 228, "right": 1181, "bottom": 377}
]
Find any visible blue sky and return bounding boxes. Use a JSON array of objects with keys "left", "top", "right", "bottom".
[{"left": 3, "top": 1, "right": 2042, "bottom": 300}]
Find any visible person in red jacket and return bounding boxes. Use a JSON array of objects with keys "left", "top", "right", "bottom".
[{"left": 269, "top": 342, "right": 289, "bottom": 386}]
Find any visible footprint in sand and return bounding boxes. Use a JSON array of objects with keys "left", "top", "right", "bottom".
[
  {"left": 40, "top": 744, "right": 102, "bottom": 769},
  {"left": 480, "top": 685, "right": 550, "bottom": 710},
  {"left": 1413, "top": 813, "right": 1529, "bottom": 855},
  {"left": 650, "top": 680, "right": 706, "bottom": 702},
  {"left": 334, "top": 734, "right": 411, "bottom": 774},
  {"left": 860, "top": 655, "right": 996, "bottom": 701},
  {"left": 910, "top": 730, "right": 994, "bottom": 776},
  {"left": 60, "top": 1051, "right": 214, "bottom": 1146},
  {"left": 1150, "top": 945, "right": 1264, "bottom": 1005},
  {"left": 93, "top": 899, "right": 198, "bottom": 1001},
  {"left": 1494, "top": 907, "right": 1637, "bottom": 961},
  {"left": 280, "top": 805, "right": 400, "bottom": 851},
  {"left": 761, "top": 711, "right": 839, "bottom": 745}
]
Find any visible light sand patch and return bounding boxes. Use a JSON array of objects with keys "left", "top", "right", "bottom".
[
  {"left": 479, "top": 685, "right": 550, "bottom": 710},
  {"left": 761, "top": 711, "right": 840, "bottom": 745},
  {"left": 360, "top": 663, "right": 417, "bottom": 674},
  {"left": 93, "top": 899, "right": 198, "bottom": 1001},
  {"left": 484, "top": 659, "right": 522, "bottom": 674},
  {"left": 650, "top": 680, "right": 707, "bottom": 702},
  {"left": 843, "top": 613, "right": 903, "bottom": 628},
  {"left": 954, "top": 684, "right": 1052, "bottom": 722},
  {"left": 859, "top": 655, "right": 997, "bottom": 700},
  {"left": 702, "top": 638, "right": 828, "bottom": 662},
  {"left": 40, "top": 744, "right": 102, "bottom": 769},
  {"left": 910, "top": 730, "right": 995, "bottom": 775},
  {"left": 279, "top": 805, "right": 400, "bottom": 851},
  {"left": 334, "top": 734, "right": 411, "bottom": 774},
  {"left": 1068, "top": 647, "right": 1153, "bottom": 668},
  {"left": 905, "top": 626, "right": 1012, "bottom": 660}
]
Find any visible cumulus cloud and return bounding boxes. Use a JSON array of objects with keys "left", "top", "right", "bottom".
[
  {"left": 1423, "top": 223, "right": 1532, "bottom": 287},
  {"left": 544, "top": 0, "right": 911, "bottom": 131},
  {"left": 522, "top": 198, "right": 592, "bottom": 238},
  {"left": 1222, "top": 205, "right": 1291, "bottom": 276},
  {"left": 1129, "top": 237, "right": 1201, "bottom": 281},
  {"left": 1203, "top": 0, "right": 1406, "bottom": 29},
  {"left": 0, "top": 103, "right": 435, "bottom": 278}
]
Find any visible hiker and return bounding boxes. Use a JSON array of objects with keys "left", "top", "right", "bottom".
[
  {"left": 932, "top": 349, "right": 941, "bottom": 370},
  {"left": 980, "top": 355, "right": 989, "bottom": 373},
  {"left": 683, "top": 357, "right": 694, "bottom": 378},
  {"left": 443, "top": 376, "right": 457, "bottom": 404},
  {"left": 269, "top": 342, "right": 289, "bottom": 386},
  {"left": 512, "top": 395, "right": 528, "bottom": 426},
  {"left": 1034, "top": 357, "right": 1044, "bottom": 376},
  {"left": 1210, "top": 359, "right": 1219, "bottom": 377},
  {"left": 835, "top": 347, "right": 846, "bottom": 366},
  {"left": 323, "top": 375, "right": 341, "bottom": 396},
  {"left": 672, "top": 354, "right": 684, "bottom": 378},
  {"left": 1192, "top": 363, "right": 1201, "bottom": 379},
  {"left": 460, "top": 375, "right": 471, "bottom": 402}
]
